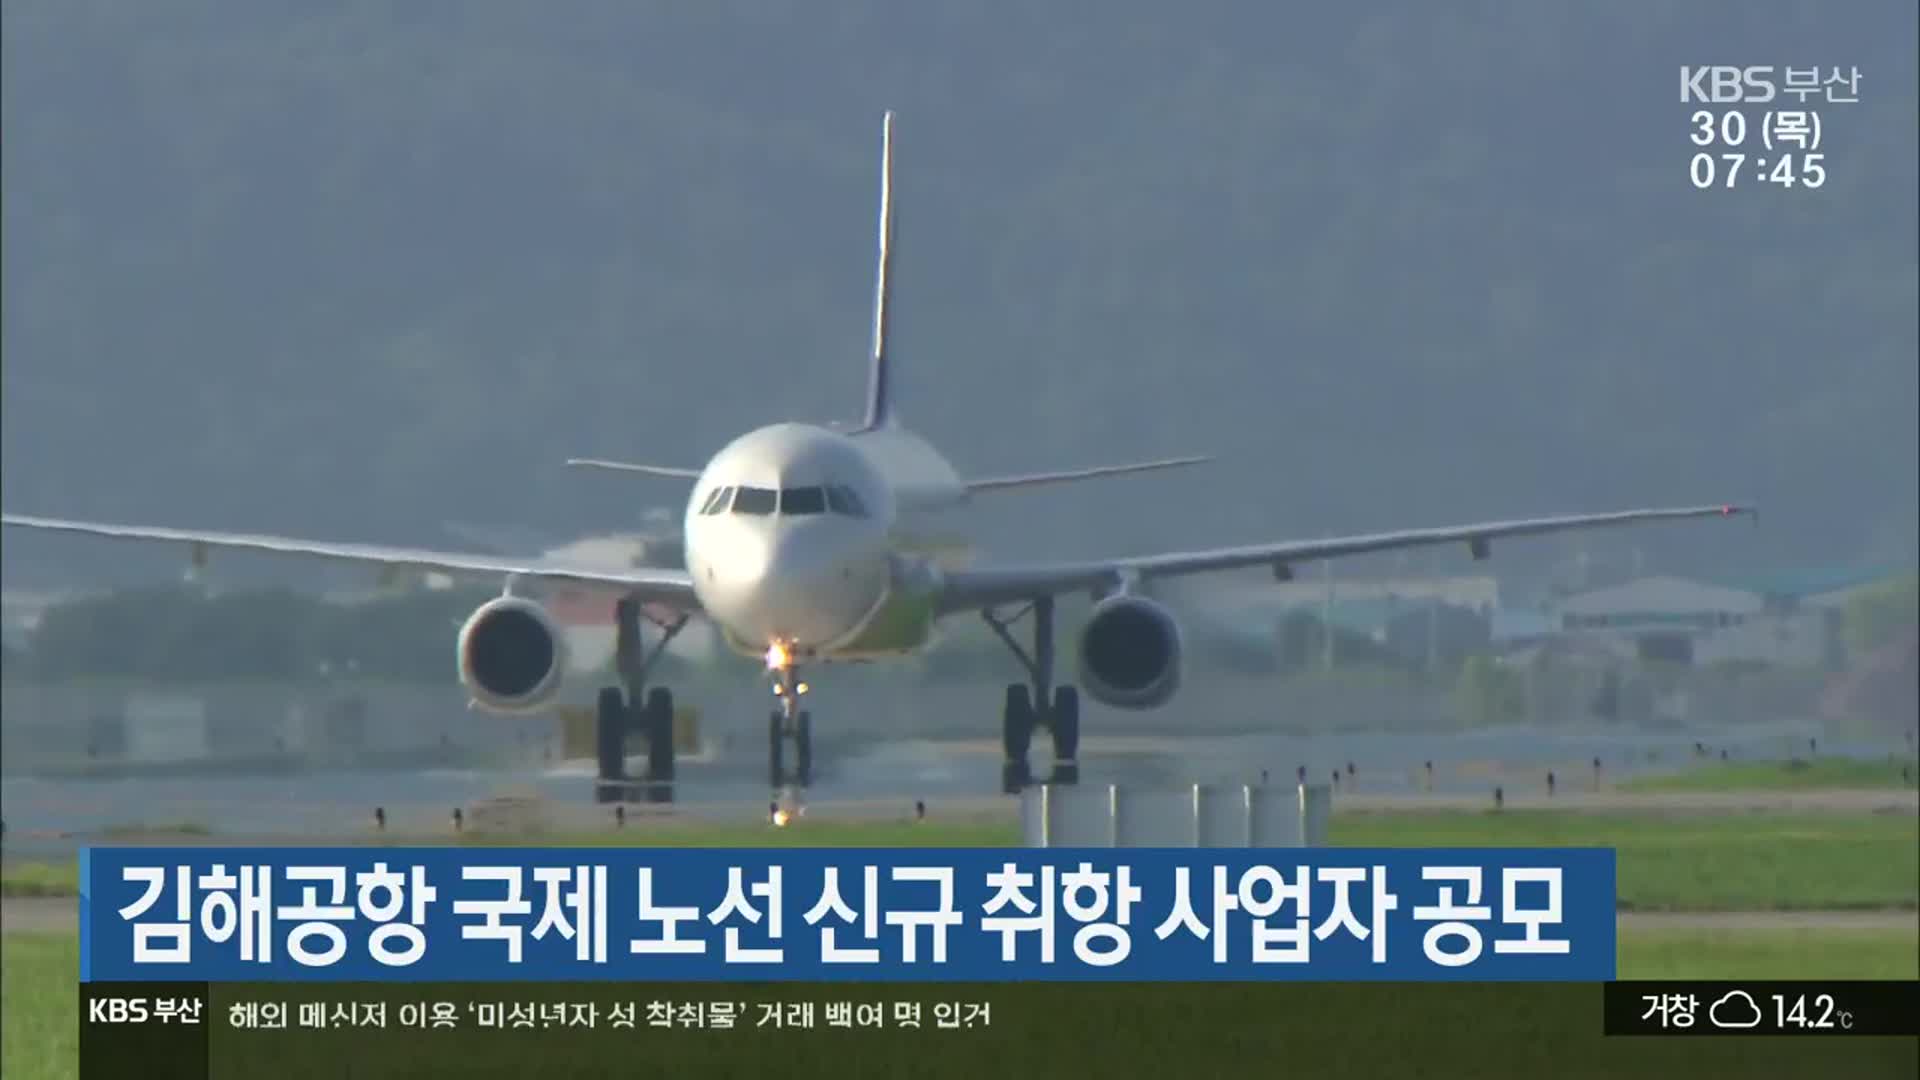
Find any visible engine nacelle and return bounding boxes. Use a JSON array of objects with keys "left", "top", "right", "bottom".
[
  {"left": 1076, "top": 594, "right": 1183, "bottom": 709},
  {"left": 457, "top": 596, "right": 569, "bottom": 713}
]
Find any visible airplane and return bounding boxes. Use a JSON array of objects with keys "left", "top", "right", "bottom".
[{"left": 1, "top": 110, "right": 1754, "bottom": 804}]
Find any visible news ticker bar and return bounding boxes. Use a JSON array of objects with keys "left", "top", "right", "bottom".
[
  {"left": 1603, "top": 981, "right": 1920, "bottom": 1036},
  {"left": 85, "top": 981, "right": 1920, "bottom": 1044}
]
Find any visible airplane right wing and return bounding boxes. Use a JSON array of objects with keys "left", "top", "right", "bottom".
[
  {"left": 935, "top": 504, "right": 1755, "bottom": 613},
  {"left": 964, "top": 455, "right": 1214, "bottom": 493},
  {"left": 0, "top": 513, "right": 702, "bottom": 608},
  {"left": 564, "top": 458, "right": 702, "bottom": 480}
]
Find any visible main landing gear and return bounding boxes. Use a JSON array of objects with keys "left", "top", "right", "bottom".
[
  {"left": 594, "top": 595, "right": 688, "bottom": 805},
  {"left": 766, "top": 650, "right": 814, "bottom": 795},
  {"left": 983, "top": 595, "right": 1080, "bottom": 793}
]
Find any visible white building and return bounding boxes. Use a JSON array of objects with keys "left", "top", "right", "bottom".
[
  {"left": 1558, "top": 576, "right": 1763, "bottom": 631},
  {"left": 1552, "top": 574, "right": 1835, "bottom": 668}
]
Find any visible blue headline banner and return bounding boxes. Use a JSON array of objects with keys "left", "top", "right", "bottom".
[{"left": 80, "top": 847, "right": 1615, "bottom": 983}]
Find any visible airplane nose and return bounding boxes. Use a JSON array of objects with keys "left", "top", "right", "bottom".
[
  {"left": 756, "top": 532, "right": 836, "bottom": 593},
  {"left": 718, "top": 531, "right": 820, "bottom": 590},
  {"left": 720, "top": 531, "right": 779, "bottom": 589},
  {"left": 716, "top": 528, "right": 878, "bottom": 646}
]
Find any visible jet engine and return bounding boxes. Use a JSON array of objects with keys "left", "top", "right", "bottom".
[
  {"left": 1076, "top": 594, "right": 1183, "bottom": 709},
  {"left": 457, "top": 596, "right": 570, "bottom": 713}
]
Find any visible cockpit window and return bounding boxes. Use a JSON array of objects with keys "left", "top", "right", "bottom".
[
  {"left": 716, "top": 483, "right": 867, "bottom": 517},
  {"left": 780, "top": 486, "right": 827, "bottom": 515},
  {"left": 826, "top": 484, "right": 869, "bottom": 518},
  {"left": 731, "top": 486, "right": 777, "bottom": 515}
]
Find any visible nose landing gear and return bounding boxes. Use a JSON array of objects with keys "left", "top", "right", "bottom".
[{"left": 767, "top": 648, "right": 813, "bottom": 813}]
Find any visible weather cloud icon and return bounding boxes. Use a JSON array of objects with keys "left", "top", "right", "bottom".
[{"left": 1709, "top": 990, "right": 1763, "bottom": 1029}]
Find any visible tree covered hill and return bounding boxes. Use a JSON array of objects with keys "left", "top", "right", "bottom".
[{"left": 3, "top": 2, "right": 1914, "bottom": 593}]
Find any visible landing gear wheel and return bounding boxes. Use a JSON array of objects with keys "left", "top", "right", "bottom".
[
  {"left": 796, "top": 711, "right": 814, "bottom": 787},
  {"left": 594, "top": 686, "right": 627, "bottom": 804},
  {"left": 1049, "top": 685, "right": 1080, "bottom": 785},
  {"left": 644, "top": 688, "right": 676, "bottom": 780},
  {"left": 768, "top": 710, "right": 786, "bottom": 789},
  {"left": 1002, "top": 684, "right": 1034, "bottom": 793},
  {"left": 644, "top": 687, "right": 675, "bottom": 803},
  {"left": 1002, "top": 685, "right": 1033, "bottom": 758},
  {"left": 1001, "top": 759, "right": 1032, "bottom": 794}
]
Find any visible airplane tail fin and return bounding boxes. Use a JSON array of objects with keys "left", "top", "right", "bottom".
[{"left": 856, "top": 110, "right": 897, "bottom": 432}]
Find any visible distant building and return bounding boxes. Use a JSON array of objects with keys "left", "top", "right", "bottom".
[
  {"left": 1707, "top": 567, "right": 1907, "bottom": 613},
  {"left": 1558, "top": 576, "right": 1762, "bottom": 630},
  {"left": 1549, "top": 568, "right": 1907, "bottom": 669}
]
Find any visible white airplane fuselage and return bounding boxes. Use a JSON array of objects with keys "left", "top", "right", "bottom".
[{"left": 684, "top": 421, "right": 965, "bottom": 665}]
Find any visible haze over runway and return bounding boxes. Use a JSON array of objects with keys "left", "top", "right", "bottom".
[{"left": 4, "top": 717, "right": 1904, "bottom": 846}]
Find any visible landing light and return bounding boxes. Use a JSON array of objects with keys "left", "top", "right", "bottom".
[
  {"left": 772, "top": 808, "right": 792, "bottom": 827},
  {"left": 796, "top": 682, "right": 809, "bottom": 695},
  {"left": 765, "top": 642, "right": 790, "bottom": 670}
]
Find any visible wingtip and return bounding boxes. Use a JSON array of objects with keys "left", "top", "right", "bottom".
[{"left": 1153, "top": 455, "right": 1215, "bottom": 470}]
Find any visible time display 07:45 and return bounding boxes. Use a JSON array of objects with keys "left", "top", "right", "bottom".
[{"left": 1690, "top": 150, "right": 1825, "bottom": 189}]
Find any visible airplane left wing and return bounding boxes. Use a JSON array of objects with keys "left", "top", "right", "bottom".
[
  {"left": 0, "top": 513, "right": 702, "bottom": 607},
  {"left": 936, "top": 504, "right": 1753, "bottom": 613}
]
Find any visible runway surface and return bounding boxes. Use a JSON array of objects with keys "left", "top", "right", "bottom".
[{"left": 5, "top": 718, "right": 1896, "bottom": 845}]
